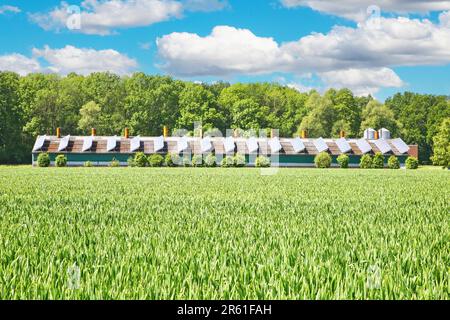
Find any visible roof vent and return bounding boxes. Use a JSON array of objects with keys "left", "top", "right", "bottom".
[
  {"left": 378, "top": 128, "right": 391, "bottom": 140},
  {"left": 364, "top": 128, "right": 376, "bottom": 140}
]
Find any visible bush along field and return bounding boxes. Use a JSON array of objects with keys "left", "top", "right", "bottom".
[{"left": 0, "top": 167, "right": 448, "bottom": 299}]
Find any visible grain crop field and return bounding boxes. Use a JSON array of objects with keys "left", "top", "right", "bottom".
[{"left": 0, "top": 167, "right": 448, "bottom": 300}]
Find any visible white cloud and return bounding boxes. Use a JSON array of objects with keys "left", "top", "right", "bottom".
[
  {"left": 32, "top": 45, "right": 137, "bottom": 75},
  {"left": 440, "top": 10, "right": 450, "bottom": 27},
  {"left": 0, "top": 46, "right": 137, "bottom": 76},
  {"left": 0, "top": 54, "right": 41, "bottom": 76},
  {"left": 318, "top": 68, "right": 403, "bottom": 96},
  {"left": 0, "top": 5, "right": 21, "bottom": 14},
  {"left": 157, "top": 14, "right": 450, "bottom": 93},
  {"left": 30, "top": 0, "right": 227, "bottom": 35},
  {"left": 157, "top": 26, "right": 290, "bottom": 76},
  {"left": 280, "top": 0, "right": 450, "bottom": 21}
]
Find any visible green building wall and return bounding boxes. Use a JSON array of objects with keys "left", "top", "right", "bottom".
[{"left": 33, "top": 153, "right": 409, "bottom": 167}]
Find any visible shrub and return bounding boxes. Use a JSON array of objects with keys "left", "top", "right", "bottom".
[
  {"left": 192, "top": 155, "right": 204, "bottom": 167},
  {"left": 221, "top": 156, "right": 235, "bottom": 168},
  {"left": 406, "top": 157, "right": 419, "bottom": 170},
  {"left": 127, "top": 157, "right": 136, "bottom": 167},
  {"left": 55, "top": 155, "right": 67, "bottom": 167},
  {"left": 37, "top": 153, "right": 50, "bottom": 167},
  {"left": 182, "top": 157, "right": 191, "bottom": 167},
  {"left": 110, "top": 158, "right": 120, "bottom": 167},
  {"left": 165, "top": 153, "right": 180, "bottom": 167},
  {"left": 255, "top": 155, "right": 271, "bottom": 168},
  {"left": 314, "top": 152, "right": 331, "bottom": 169},
  {"left": 336, "top": 154, "right": 349, "bottom": 169},
  {"left": 84, "top": 161, "right": 93, "bottom": 168},
  {"left": 360, "top": 154, "right": 373, "bottom": 169},
  {"left": 148, "top": 154, "right": 164, "bottom": 167},
  {"left": 204, "top": 154, "right": 217, "bottom": 167},
  {"left": 134, "top": 152, "right": 148, "bottom": 167},
  {"left": 233, "top": 153, "right": 246, "bottom": 167},
  {"left": 388, "top": 156, "right": 400, "bottom": 169},
  {"left": 372, "top": 152, "right": 385, "bottom": 169}
]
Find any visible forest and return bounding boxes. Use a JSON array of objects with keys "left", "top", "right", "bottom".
[{"left": 0, "top": 71, "right": 449, "bottom": 165}]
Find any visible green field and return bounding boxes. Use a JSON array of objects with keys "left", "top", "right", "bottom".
[{"left": 0, "top": 167, "right": 448, "bottom": 299}]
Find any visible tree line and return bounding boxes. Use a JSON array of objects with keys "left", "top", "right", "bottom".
[{"left": 0, "top": 71, "right": 449, "bottom": 165}]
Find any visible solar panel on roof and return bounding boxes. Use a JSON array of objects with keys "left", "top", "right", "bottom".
[
  {"left": 335, "top": 138, "right": 352, "bottom": 154},
  {"left": 154, "top": 136, "right": 165, "bottom": 153},
  {"left": 224, "top": 137, "right": 235, "bottom": 154},
  {"left": 177, "top": 137, "right": 189, "bottom": 153},
  {"left": 201, "top": 137, "right": 213, "bottom": 153},
  {"left": 82, "top": 136, "right": 93, "bottom": 152},
  {"left": 391, "top": 138, "right": 410, "bottom": 154},
  {"left": 374, "top": 139, "right": 392, "bottom": 154},
  {"left": 130, "top": 136, "right": 141, "bottom": 152},
  {"left": 58, "top": 135, "right": 70, "bottom": 152},
  {"left": 33, "top": 135, "right": 46, "bottom": 152},
  {"left": 246, "top": 137, "right": 259, "bottom": 153},
  {"left": 313, "top": 138, "right": 329, "bottom": 153},
  {"left": 269, "top": 137, "right": 282, "bottom": 153},
  {"left": 291, "top": 138, "right": 306, "bottom": 153},
  {"left": 107, "top": 136, "right": 117, "bottom": 152},
  {"left": 356, "top": 139, "right": 372, "bottom": 154}
]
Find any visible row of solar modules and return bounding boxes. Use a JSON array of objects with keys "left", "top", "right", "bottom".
[{"left": 33, "top": 135, "right": 410, "bottom": 155}]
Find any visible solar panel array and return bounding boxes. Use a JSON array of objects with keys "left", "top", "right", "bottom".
[
  {"left": 177, "top": 137, "right": 189, "bottom": 153},
  {"left": 224, "top": 137, "right": 235, "bottom": 154},
  {"left": 291, "top": 138, "right": 306, "bottom": 153},
  {"left": 130, "top": 137, "right": 141, "bottom": 152},
  {"left": 107, "top": 136, "right": 117, "bottom": 152},
  {"left": 58, "top": 135, "right": 70, "bottom": 152},
  {"left": 269, "top": 137, "right": 283, "bottom": 153},
  {"left": 314, "top": 138, "right": 329, "bottom": 153},
  {"left": 335, "top": 138, "right": 352, "bottom": 154},
  {"left": 201, "top": 137, "right": 213, "bottom": 153},
  {"left": 82, "top": 136, "right": 93, "bottom": 152},
  {"left": 391, "top": 138, "right": 409, "bottom": 154},
  {"left": 33, "top": 135, "right": 46, "bottom": 152},
  {"left": 246, "top": 137, "right": 259, "bottom": 153},
  {"left": 374, "top": 139, "right": 392, "bottom": 154},
  {"left": 356, "top": 139, "right": 372, "bottom": 154},
  {"left": 154, "top": 136, "right": 165, "bottom": 153}
]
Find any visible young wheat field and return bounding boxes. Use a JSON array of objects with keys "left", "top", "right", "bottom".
[{"left": 0, "top": 167, "right": 448, "bottom": 299}]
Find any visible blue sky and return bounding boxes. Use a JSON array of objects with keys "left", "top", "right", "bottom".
[{"left": 1, "top": 0, "right": 450, "bottom": 100}]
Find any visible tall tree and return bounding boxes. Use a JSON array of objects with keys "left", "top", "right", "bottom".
[
  {"left": 360, "top": 100, "right": 398, "bottom": 136},
  {"left": 78, "top": 101, "right": 102, "bottom": 133},
  {"left": 431, "top": 118, "right": 450, "bottom": 168}
]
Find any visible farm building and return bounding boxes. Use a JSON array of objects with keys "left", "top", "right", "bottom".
[{"left": 31, "top": 128, "right": 418, "bottom": 167}]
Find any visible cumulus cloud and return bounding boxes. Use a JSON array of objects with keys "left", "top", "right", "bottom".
[
  {"left": 157, "top": 14, "right": 450, "bottom": 94},
  {"left": 280, "top": 0, "right": 450, "bottom": 21},
  {"left": 157, "top": 26, "right": 290, "bottom": 76},
  {"left": 0, "top": 5, "right": 21, "bottom": 14},
  {"left": 0, "top": 54, "right": 41, "bottom": 76},
  {"left": 32, "top": 45, "right": 137, "bottom": 75},
  {"left": 30, "top": 0, "right": 227, "bottom": 35},
  {"left": 0, "top": 46, "right": 137, "bottom": 76},
  {"left": 318, "top": 68, "right": 403, "bottom": 96}
]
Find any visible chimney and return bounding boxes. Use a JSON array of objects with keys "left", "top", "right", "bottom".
[
  {"left": 163, "top": 126, "right": 169, "bottom": 138},
  {"left": 270, "top": 129, "right": 278, "bottom": 139},
  {"left": 124, "top": 128, "right": 129, "bottom": 139},
  {"left": 340, "top": 130, "right": 346, "bottom": 138},
  {"left": 374, "top": 131, "right": 379, "bottom": 140},
  {"left": 91, "top": 128, "right": 96, "bottom": 136},
  {"left": 56, "top": 127, "right": 61, "bottom": 138},
  {"left": 301, "top": 130, "right": 307, "bottom": 139}
]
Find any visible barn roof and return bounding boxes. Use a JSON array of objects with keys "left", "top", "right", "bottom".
[{"left": 31, "top": 135, "right": 410, "bottom": 156}]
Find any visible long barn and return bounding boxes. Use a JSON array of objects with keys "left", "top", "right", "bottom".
[{"left": 31, "top": 128, "right": 418, "bottom": 167}]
